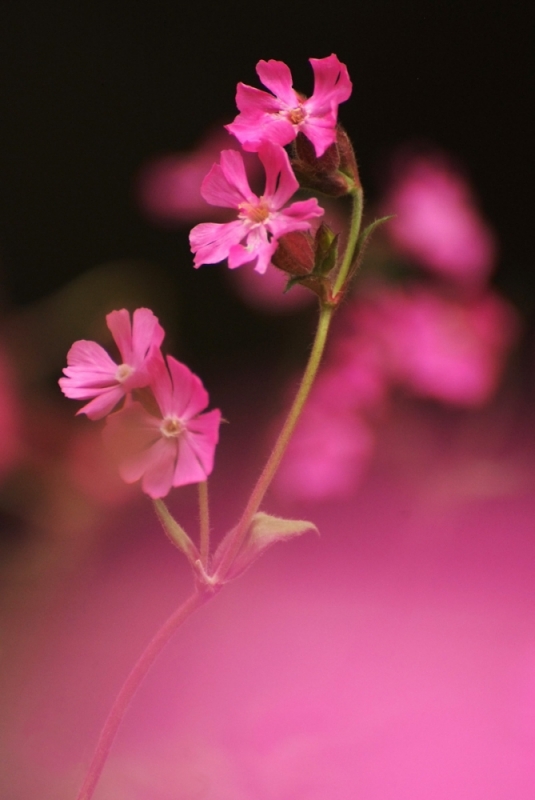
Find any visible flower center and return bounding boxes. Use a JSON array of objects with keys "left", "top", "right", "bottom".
[
  {"left": 287, "top": 106, "right": 306, "bottom": 126},
  {"left": 238, "top": 199, "right": 270, "bottom": 224},
  {"left": 115, "top": 363, "right": 134, "bottom": 382},
  {"left": 160, "top": 416, "right": 184, "bottom": 438}
]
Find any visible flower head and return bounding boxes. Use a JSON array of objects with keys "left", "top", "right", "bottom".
[
  {"left": 226, "top": 55, "right": 352, "bottom": 157},
  {"left": 189, "top": 142, "right": 323, "bottom": 274},
  {"left": 59, "top": 308, "right": 164, "bottom": 419},
  {"left": 104, "top": 353, "right": 221, "bottom": 498}
]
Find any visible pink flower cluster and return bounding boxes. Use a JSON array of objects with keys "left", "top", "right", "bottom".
[
  {"left": 59, "top": 309, "right": 221, "bottom": 498},
  {"left": 189, "top": 55, "right": 351, "bottom": 275}
]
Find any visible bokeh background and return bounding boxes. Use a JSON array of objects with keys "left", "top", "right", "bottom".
[{"left": 1, "top": 3, "right": 534, "bottom": 798}]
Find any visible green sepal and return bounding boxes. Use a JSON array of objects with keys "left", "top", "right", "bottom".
[
  {"left": 356, "top": 215, "right": 394, "bottom": 254},
  {"left": 313, "top": 224, "right": 339, "bottom": 277},
  {"left": 153, "top": 499, "right": 200, "bottom": 565}
]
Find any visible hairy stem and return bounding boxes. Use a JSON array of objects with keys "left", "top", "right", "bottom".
[
  {"left": 333, "top": 186, "right": 363, "bottom": 296},
  {"left": 75, "top": 590, "right": 210, "bottom": 800},
  {"left": 214, "top": 303, "right": 334, "bottom": 580},
  {"left": 198, "top": 480, "right": 210, "bottom": 567}
]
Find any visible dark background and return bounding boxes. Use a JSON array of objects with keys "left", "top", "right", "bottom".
[{"left": 0, "top": 1, "right": 533, "bottom": 368}]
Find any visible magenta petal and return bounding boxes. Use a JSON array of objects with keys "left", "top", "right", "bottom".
[
  {"left": 258, "top": 143, "right": 299, "bottom": 209},
  {"left": 234, "top": 83, "right": 283, "bottom": 115},
  {"left": 219, "top": 149, "right": 256, "bottom": 201},
  {"left": 190, "top": 220, "right": 246, "bottom": 267},
  {"left": 201, "top": 153, "right": 252, "bottom": 208},
  {"left": 256, "top": 59, "right": 297, "bottom": 107},
  {"left": 228, "top": 113, "right": 295, "bottom": 152},
  {"left": 267, "top": 199, "right": 324, "bottom": 239},
  {"left": 309, "top": 54, "right": 352, "bottom": 112},
  {"left": 301, "top": 115, "right": 338, "bottom": 157},
  {"left": 167, "top": 356, "right": 209, "bottom": 419}
]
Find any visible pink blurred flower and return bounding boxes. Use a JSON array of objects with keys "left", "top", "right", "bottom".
[
  {"left": 383, "top": 154, "right": 496, "bottom": 285},
  {"left": 190, "top": 143, "right": 323, "bottom": 274},
  {"left": 135, "top": 129, "right": 262, "bottom": 225},
  {"left": 226, "top": 55, "right": 352, "bottom": 157},
  {"left": 104, "top": 352, "right": 221, "bottom": 498},
  {"left": 277, "top": 398, "right": 374, "bottom": 500},
  {"left": 362, "top": 287, "right": 517, "bottom": 406},
  {"left": 59, "top": 308, "right": 164, "bottom": 420}
]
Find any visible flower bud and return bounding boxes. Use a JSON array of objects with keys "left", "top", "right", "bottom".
[{"left": 291, "top": 127, "right": 360, "bottom": 196}]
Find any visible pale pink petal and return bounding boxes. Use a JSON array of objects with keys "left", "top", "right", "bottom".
[
  {"left": 61, "top": 340, "right": 118, "bottom": 389},
  {"left": 146, "top": 350, "right": 174, "bottom": 418},
  {"left": 173, "top": 435, "right": 210, "bottom": 486},
  {"left": 131, "top": 308, "right": 165, "bottom": 366},
  {"left": 258, "top": 143, "right": 299, "bottom": 209},
  {"left": 75, "top": 386, "right": 126, "bottom": 420},
  {"left": 201, "top": 152, "right": 252, "bottom": 208},
  {"left": 308, "top": 55, "right": 352, "bottom": 113},
  {"left": 106, "top": 309, "right": 133, "bottom": 363},
  {"left": 167, "top": 356, "right": 209, "bottom": 420},
  {"left": 190, "top": 220, "right": 246, "bottom": 267},
  {"left": 139, "top": 438, "right": 178, "bottom": 498},
  {"left": 256, "top": 59, "right": 298, "bottom": 106},
  {"left": 185, "top": 409, "right": 221, "bottom": 471}
]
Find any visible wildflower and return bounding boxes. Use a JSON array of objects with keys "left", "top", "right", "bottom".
[
  {"left": 59, "top": 308, "right": 164, "bottom": 420},
  {"left": 104, "top": 352, "right": 221, "bottom": 498},
  {"left": 227, "top": 55, "right": 352, "bottom": 157},
  {"left": 190, "top": 143, "right": 323, "bottom": 274},
  {"left": 383, "top": 153, "right": 496, "bottom": 285}
]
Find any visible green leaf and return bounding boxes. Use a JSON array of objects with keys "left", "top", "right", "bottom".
[
  {"left": 153, "top": 499, "right": 199, "bottom": 565},
  {"left": 227, "top": 512, "right": 319, "bottom": 579}
]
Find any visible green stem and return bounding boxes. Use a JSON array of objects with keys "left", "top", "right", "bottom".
[
  {"left": 214, "top": 303, "right": 334, "bottom": 581},
  {"left": 198, "top": 480, "right": 210, "bottom": 567},
  {"left": 333, "top": 186, "right": 363, "bottom": 297},
  {"left": 74, "top": 590, "right": 209, "bottom": 800}
]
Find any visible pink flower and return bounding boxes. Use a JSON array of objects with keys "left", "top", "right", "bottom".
[
  {"left": 189, "top": 143, "right": 323, "bottom": 274},
  {"left": 226, "top": 55, "right": 352, "bottom": 157},
  {"left": 383, "top": 153, "right": 496, "bottom": 285},
  {"left": 59, "top": 308, "right": 165, "bottom": 420},
  {"left": 361, "top": 287, "right": 517, "bottom": 406},
  {"left": 104, "top": 353, "right": 221, "bottom": 498}
]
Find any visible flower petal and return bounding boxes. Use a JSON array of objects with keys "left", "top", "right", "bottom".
[
  {"left": 256, "top": 59, "right": 298, "bottom": 107},
  {"left": 131, "top": 308, "right": 165, "bottom": 365},
  {"left": 201, "top": 150, "right": 253, "bottom": 208},
  {"left": 258, "top": 143, "right": 299, "bottom": 209},
  {"left": 106, "top": 309, "right": 134, "bottom": 363},
  {"left": 167, "top": 356, "right": 209, "bottom": 420},
  {"left": 75, "top": 385, "right": 126, "bottom": 420},
  {"left": 190, "top": 220, "right": 246, "bottom": 268},
  {"left": 308, "top": 55, "right": 352, "bottom": 114}
]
